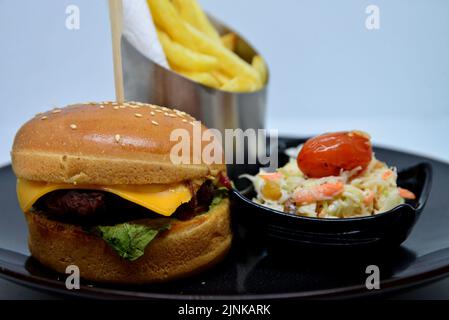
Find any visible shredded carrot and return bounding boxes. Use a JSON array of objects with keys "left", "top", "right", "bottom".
[
  {"left": 382, "top": 170, "right": 393, "bottom": 180},
  {"left": 399, "top": 187, "right": 416, "bottom": 200},
  {"left": 363, "top": 190, "right": 375, "bottom": 205},
  {"left": 294, "top": 181, "right": 344, "bottom": 204}
]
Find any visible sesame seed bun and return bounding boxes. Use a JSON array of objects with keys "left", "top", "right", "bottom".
[
  {"left": 11, "top": 102, "right": 225, "bottom": 185},
  {"left": 25, "top": 199, "right": 231, "bottom": 284}
]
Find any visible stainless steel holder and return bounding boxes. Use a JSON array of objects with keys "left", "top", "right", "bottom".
[{"left": 121, "top": 16, "right": 268, "bottom": 134}]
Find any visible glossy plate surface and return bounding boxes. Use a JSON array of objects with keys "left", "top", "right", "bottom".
[{"left": 0, "top": 138, "right": 449, "bottom": 299}]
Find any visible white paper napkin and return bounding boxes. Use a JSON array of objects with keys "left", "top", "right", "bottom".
[{"left": 122, "top": 0, "right": 169, "bottom": 68}]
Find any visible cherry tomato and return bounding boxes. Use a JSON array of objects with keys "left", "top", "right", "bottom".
[{"left": 297, "top": 131, "right": 372, "bottom": 178}]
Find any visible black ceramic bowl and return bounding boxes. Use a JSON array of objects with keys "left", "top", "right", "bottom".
[{"left": 230, "top": 140, "right": 433, "bottom": 250}]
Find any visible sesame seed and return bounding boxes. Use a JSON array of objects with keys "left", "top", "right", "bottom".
[
  {"left": 182, "top": 119, "right": 188, "bottom": 123},
  {"left": 36, "top": 112, "right": 43, "bottom": 117},
  {"left": 150, "top": 111, "right": 155, "bottom": 116},
  {"left": 151, "top": 120, "right": 159, "bottom": 126},
  {"left": 155, "top": 110, "right": 162, "bottom": 113},
  {"left": 169, "top": 114, "right": 177, "bottom": 118},
  {"left": 134, "top": 113, "right": 143, "bottom": 118},
  {"left": 99, "top": 105, "right": 105, "bottom": 109},
  {"left": 115, "top": 134, "right": 121, "bottom": 143},
  {"left": 52, "top": 109, "right": 61, "bottom": 114},
  {"left": 164, "top": 112, "right": 169, "bottom": 116},
  {"left": 113, "top": 106, "right": 119, "bottom": 110},
  {"left": 119, "top": 105, "right": 126, "bottom": 109},
  {"left": 150, "top": 105, "right": 157, "bottom": 109},
  {"left": 70, "top": 124, "right": 77, "bottom": 130},
  {"left": 40, "top": 116, "right": 48, "bottom": 120}
]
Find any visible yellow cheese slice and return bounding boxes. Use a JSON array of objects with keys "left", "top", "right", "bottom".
[{"left": 16, "top": 179, "right": 192, "bottom": 217}]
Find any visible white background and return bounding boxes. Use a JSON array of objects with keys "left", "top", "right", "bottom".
[{"left": 1, "top": 0, "right": 449, "bottom": 166}]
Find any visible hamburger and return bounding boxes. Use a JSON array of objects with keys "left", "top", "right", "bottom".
[{"left": 11, "top": 102, "right": 232, "bottom": 284}]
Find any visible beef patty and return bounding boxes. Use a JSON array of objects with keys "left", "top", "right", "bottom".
[{"left": 34, "top": 180, "right": 216, "bottom": 226}]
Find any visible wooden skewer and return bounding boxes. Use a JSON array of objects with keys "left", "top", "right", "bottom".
[{"left": 108, "top": 0, "right": 125, "bottom": 103}]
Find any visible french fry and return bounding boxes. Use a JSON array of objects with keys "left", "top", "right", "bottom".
[
  {"left": 172, "top": 0, "right": 221, "bottom": 43},
  {"left": 173, "top": 68, "right": 220, "bottom": 89},
  {"left": 252, "top": 55, "right": 268, "bottom": 85},
  {"left": 211, "top": 70, "right": 231, "bottom": 86},
  {"left": 157, "top": 30, "right": 218, "bottom": 72},
  {"left": 176, "top": 69, "right": 221, "bottom": 88},
  {"left": 221, "top": 32, "right": 237, "bottom": 52},
  {"left": 221, "top": 76, "right": 260, "bottom": 92},
  {"left": 147, "top": 0, "right": 261, "bottom": 85}
]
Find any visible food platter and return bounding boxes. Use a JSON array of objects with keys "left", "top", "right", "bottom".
[{"left": 1, "top": 138, "right": 449, "bottom": 300}]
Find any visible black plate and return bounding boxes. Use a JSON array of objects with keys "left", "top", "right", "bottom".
[
  {"left": 231, "top": 138, "right": 432, "bottom": 250},
  {"left": 1, "top": 138, "right": 449, "bottom": 299}
]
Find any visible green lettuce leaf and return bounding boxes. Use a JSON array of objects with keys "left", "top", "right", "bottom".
[
  {"left": 209, "top": 187, "right": 229, "bottom": 209},
  {"left": 97, "top": 223, "right": 170, "bottom": 261}
]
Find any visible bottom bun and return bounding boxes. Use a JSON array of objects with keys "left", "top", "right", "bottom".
[{"left": 25, "top": 199, "right": 232, "bottom": 284}]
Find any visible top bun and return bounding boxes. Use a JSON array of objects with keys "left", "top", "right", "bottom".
[{"left": 12, "top": 102, "right": 225, "bottom": 185}]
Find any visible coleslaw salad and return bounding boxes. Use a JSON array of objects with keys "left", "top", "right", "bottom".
[{"left": 242, "top": 145, "right": 415, "bottom": 219}]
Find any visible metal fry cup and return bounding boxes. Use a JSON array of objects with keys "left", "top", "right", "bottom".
[{"left": 122, "top": 16, "right": 268, "bottom": 133}]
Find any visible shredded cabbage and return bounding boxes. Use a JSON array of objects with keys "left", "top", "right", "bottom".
[{"left": 241, "top": 145, "right": 407, "bottom": 219}]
